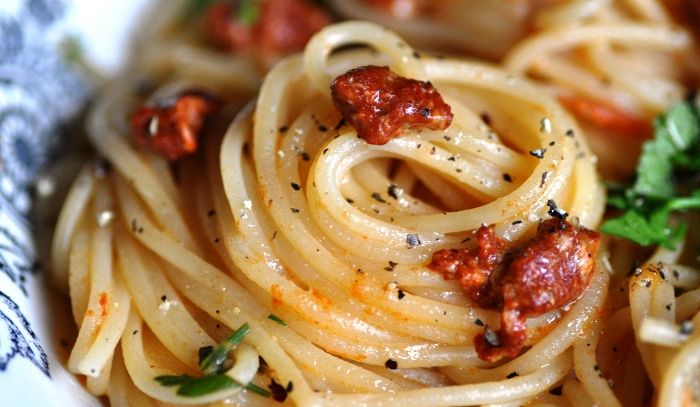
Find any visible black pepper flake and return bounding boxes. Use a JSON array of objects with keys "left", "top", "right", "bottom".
[
  {"left": 317, "top": 124, "right": 328, "bottom": 132},
  {"left": 388, "top": 184, "right": 401, "bottom": 200},
  {"left": 443, "top": 134, "right": 451, "bottom": 141},
  {"left": 480, "top": 112, "right": 491, "bottom": 125},
  {"left": 430, "top": 146, "right": 436, "bottom": 155},
  {"left": 214, "top": 238, "right": 220, "bottom": 243},
  {"left": 506, "top": 372, "right": 519, "bottom": 379},
  {"left": 59, "top": 338, "right": 68, "bottom": 347},
  {"left": 680, "top": 320, "right": 694, "bottom": 335},
  {"left": 371, "top": 192, "right": 386, "bottom": 203},
  {"left": 546, "top": 199, "right": 568, "bottom": 219},
  {"left": 291, "top": 182, "right": 301, "bottom": 191},
  {"left": 549, "top": 385, "right": 563, "bottom": 396},
  {"left": 291, "top": 208, "right": 300, "bottom": 213},
  {"left": 198, "top": 345, "right": 214, "bottom": 364},
  {"left": 529, "top": 148, "right": 546, "bottom": 158},
  {"left": 334, "top": 118, "right": 346, "bottom": 130},
  {"left": 659, "top": 270, "right": 666, "bottom": 280},
  {"left": 456, "top": 168, "right": 462, "bottom": 173},
  {"left": 420, "top": 107, "right": 431, "bottom": 117},
  {"left": 132, "top": 330, "right": 138, "bottom": 335},
  {"left": 346, "top": 198, "right": 354, "bottom": 204},
  {"left": 593, "top": 364, "right": 600, "bottom": 371},
  {"left": 278, "top": 125, "right": 289, "bottom": 133},
  {"left": 540, "top": 171, "right": 548, "bottom": 188},
  {"left": 566, "top": 129, "right": 575, "bottom": 137},
  {"left": 286, "top": 381, "right": 294, "bottom": 393},
  {"left": 384, "top": 359, "right": 398, "bottom": 369},
  {"left": 612, "top": 346, "right": 618, "bottom": 353},
  {"left": 412, "top": 51, "right": 421, "bottom": 59},
  {"left": 460, "top": 236, "right": 472, "bottom": 244},
  {"left": 645, "top": 280, "right": 652, "bottom": 288},
  {"left": 406, "top": 234, "right": 421, "bottom": 248},
  {"left": 131, "top": 218, "right": 137, "bottom": 232},
  {"left": 384, "top": 261, "right": 398, "bottom": 271},
  {"left": 269, "top": 379, "right": 289, "bottom": 402},
  {"left": 207, "top": 209, "right": 216, "bottom": 217},
  {"left": 447, "top": 155, "right": 456, "bottom": 161},
  {"left": 300, "top": 152, "right": 310, "bottom": 161},
  {"left": 397, "top": 289, "right": 405, "bottom": 300},
  {"left": 272, "top": 231, "right": 277, "bottom": 240},
  {"left": 503, "top": 173, "right": 512, "bottom": 182},
  {"left": 484, "top": 326, "right": 501, "bottom": 347},
  {"left": 93, "top": 158, "right": 112, "bottom": 177},
  {"left": 512, "top": 220, "right": 523, "bottom": 225},
  {"left": 160, "top": 295, "right": 167, "bottom": 302},
  {"left": 474, "top": 319, "right": 484, "bottom": 327}
]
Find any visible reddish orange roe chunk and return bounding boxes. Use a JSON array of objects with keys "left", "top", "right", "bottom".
[
  {"left": 131, "top": 90, "right": 220, "bottom": 160},
  {"left": 330, "top": 65, "right": 453, "bottom": 145},
  {"left": 429, "top": 218, "right": 600, "bottom": 362},
  {"left": 558, "top": 95, "right": 652, "bottom": 138},
  {"left": 205, "top": 0, "right": 330, "bottom": 64}
]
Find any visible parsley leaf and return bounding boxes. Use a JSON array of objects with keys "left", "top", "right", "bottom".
[
  {"left": 154, "top": 323, "right": 270, "bottom": 398},
  {"left": 633, "top": 103, "right": 699, "bottom": 198},
  {"left": 200, "top": 323, "right": 250, "bottom": 375},
  {"left": 601, "top": 101, "right": 700, "bottom": 249},
  {"left": 156, "top": 374, "right": 271, "bottom": 397},
  {"left": 268, "top": 314, "right": 286, "bottom": 326},
  {"left": 237, "top": 0, "right": 261, "bottom": 25}
]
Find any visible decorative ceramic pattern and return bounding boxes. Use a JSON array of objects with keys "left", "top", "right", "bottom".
[{"left": 0, "top": 0, "right": 93, "bottom": 405}]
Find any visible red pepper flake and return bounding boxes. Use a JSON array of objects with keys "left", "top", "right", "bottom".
[
  {"left": 330, "top": 65, "right": 453, "bottom": 145},
  {"left": 428, "top": 218, "right": 600, "bottom": 362},
  {"left": 204, "top": 0, "right": 330, "bottom": 66},
  {"left": 131, "top": 90, "right": 220, "bottom": 160},
  {"left": 98, "top": 291, "right": 109, "bottom": 319}
]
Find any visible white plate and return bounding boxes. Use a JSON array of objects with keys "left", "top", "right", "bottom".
[{"left": 0, "top": 1, "right": 149, "bottom": 405}]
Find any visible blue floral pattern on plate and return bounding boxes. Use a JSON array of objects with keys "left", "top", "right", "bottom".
[{"left": 0, "top": 0, "right": 88, "bottom": 387}]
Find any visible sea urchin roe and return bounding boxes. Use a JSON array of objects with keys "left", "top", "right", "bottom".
[
  {"left": 204, "top": 0, "right": 330, "bottom": 64},
  {"left": 131, "top": 90, "right": 220, "bottom": 160},
  {"left": 330, "top": 65, "right": 453, "bottom": 145},
  {"left": 429, "top": 218, "right": 600, "bottom": 362},
  {"left": 557, "top": 94, "right": 652, "bottom": 138}
]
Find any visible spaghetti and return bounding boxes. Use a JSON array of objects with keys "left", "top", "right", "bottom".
[{"left": 50, "top": 1, "right": 700, "bottom": 406}]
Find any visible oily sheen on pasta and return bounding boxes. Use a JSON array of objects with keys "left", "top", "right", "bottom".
[{"left": 51, "top": 19, "right": 614, "bottom": 406}]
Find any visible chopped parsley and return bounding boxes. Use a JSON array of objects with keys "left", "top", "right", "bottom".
[
  {"left": 237, "top": 0, "right": 261, "bottom": 25},
  {"left": 601, "top": 101, "right": 700, "bottom": 249},
  {"left": 181, "top": 0, "right": 215, "bottom": 20},
  {"left": 155, "top": 323, "right": 270, "bottom": 398},
  {"left": 268, "top": 314, "right": 287, "bottom": 326}
]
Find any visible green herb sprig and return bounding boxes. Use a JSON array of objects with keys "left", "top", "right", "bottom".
[
  {"left": 601, "top": 100, "right": 700, "bottom": 249},
  {"left": 155, "top": 323, "right": 270, "bottom": 398}
]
